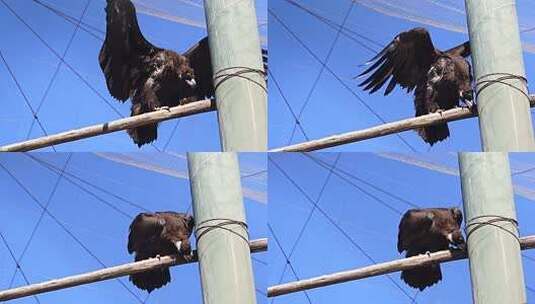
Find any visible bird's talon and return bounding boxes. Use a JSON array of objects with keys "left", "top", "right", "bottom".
[
  {"left": 431, "top": 109, "right": 444, "bottom": 117},
  {"left": 155, "top": 106, "right": 170, "bottom": 112}
]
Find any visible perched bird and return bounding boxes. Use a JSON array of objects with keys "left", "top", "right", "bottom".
[
  {"left": 99, "top": 0, "right": 269, "bottom": 147},
  {"left": 397, "top": 207, "right": 465, "bottom": 291},
  {"left": 127, "top": 212, "right": 195, "bottom": 293},
  {"left": 358, "top": 27, "right": 473, "bottom": 145},
  {"left": 99, "top": 0, "right": 199, "bottom": 147}
]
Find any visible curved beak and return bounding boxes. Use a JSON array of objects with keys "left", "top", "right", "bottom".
[
  {"left": 186, "top": 78, "right": 197, "bottom": 88},
  {"left": 175, "top": 241, "right": 183, "bottom": 254},
  {"left": 447, "top": 231, "right": 466, "bottom": 249}
]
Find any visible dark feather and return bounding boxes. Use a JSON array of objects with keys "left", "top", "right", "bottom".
[
  {"left": 130, "top": 267, "right": 171, "bottom": 293},
  {"left": 359, "top": 28, "right": 437, "bottom": 94},
  {"left": 358, "top": 50, "right": 390, "bottom": 79},
  {"left": 417, "top": 124, "right": 450, "bottom": 146},
  {"left": 401, "top": 263, "right": 442, "bottom": 291},
  {"left": 99, "top": 0, "right": 160, "bottom": 101},
  {"left": 445, "top": 41, "right": 471, "bottom": 58},
  {"left": 384, "top": 76, "right": 397, "bottom": 96}
]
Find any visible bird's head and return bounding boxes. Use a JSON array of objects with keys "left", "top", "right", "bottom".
[
  {"left": 446, "top": 230, "right": 466, "bottom": 250},
  {"left": 446, "top": 207, "right": 466, "bottom": 249},
  {"left": 178, "top": 58, "right": 196, "bottom": 88},
  {"left": 460, "top": 89, "right": 474, "bottom": 102},
  {"left": 175, "top": 239, "right": 192, "bottom": 256},
  {"left": 457, "top": 59, "right": 474, "bottom": 103},
  {"left": 181, "top": 69, "right": 196, "bottom": 88}
]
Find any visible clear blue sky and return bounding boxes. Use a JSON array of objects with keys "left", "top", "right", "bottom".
[
  {"left": 0, "top": 0, "right": 267, "bottom": 152},
  {"left": 0, "top": 152, "right": 267, "bottom": 303},
  {"left": 268, "top": 0, "right": 535, "bottom": 151},
  {"left": 268, "top": 152, "right": 535, "bottom": 303}
]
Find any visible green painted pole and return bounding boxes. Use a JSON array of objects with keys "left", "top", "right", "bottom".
[
  {"left": 465, "top": 0, "right": 535, "bottom": 151},
  {"left": 203, "top": 0, "right": 267, "bottom": 151},
  {"left": 187, "top": 152, "right": 257, "bottom": 304},
  {"left": 459, "top": 152, "right": 526, "bottom": 304}
]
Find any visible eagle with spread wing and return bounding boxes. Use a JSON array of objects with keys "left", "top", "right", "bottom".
[
  {"left": 99, "top": 0, "right": 268, "bottom": 147},
  {"left": 358, "top": 28, "right": 473, "bottom": 145},
  {"left": 397, "top": 208, "right": 465, "bottom": 291},
  {"left": 128, "top": 212, "right": 195, "bottom": 293}
]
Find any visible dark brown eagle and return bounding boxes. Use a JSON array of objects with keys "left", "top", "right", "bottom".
[
  {"left": 99, "top": 0, "right": 207, "bottom": 147},
  {"left": 127, "top": 212, "right": 195, "bottom": 293},
  {"left": 99, "top": 0, "right": 268, "bottom": 147},
  {"left": 358, "top": 28, "right": 473, "bottom": 145},
  {"left": 397, "top": 207, "right": 465, "bottom": 291}
]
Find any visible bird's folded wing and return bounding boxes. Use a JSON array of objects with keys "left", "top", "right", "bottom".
[
  {"left": 128, "top": 213, "right": 164, "bottom": 254},
  {"left": 397, "top": 209, "right": 434, "bottom": 253}
]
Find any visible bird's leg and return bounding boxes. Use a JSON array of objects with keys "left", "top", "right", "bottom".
[
  {"left": 458, "top": 86, "right": 477, "bottom": 113},
  {"left": 463, "top": 100, "right": 474, "bottom": 109},
  {"left": 179, "top": 96, "right": 197, "bottom": 105},
  {"left": 427, "top": 101, "right": 443, "bottom": 116},
  {"left": 458, "top": 94, "right": 475, "bottom": 109},
  {"left": 185, "top": 78, "right": 197, "bottom": 88}
]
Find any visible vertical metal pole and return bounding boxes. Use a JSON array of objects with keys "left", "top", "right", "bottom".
[
  {"left": 203, "top": 0, "right": 267, "bottom": 151},
  {"left": 465, "top": 0, "right": 535, "bottom": 151},
  {"left": 458, "top": 152, "right": 526, "bottom": 304},
  {"left": 187, "top": 152, "right": 257, "bottom": 304}
]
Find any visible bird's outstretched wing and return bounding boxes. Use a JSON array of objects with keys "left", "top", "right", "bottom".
[
  {"left": 397, "top": 209, "right": 434, "bottom": 253},
  {"left": 99, "top": 0, "right": 162, "bottom": 101},
  {"left": 358, "top": 28, "right": 438, "bottom": 95}
]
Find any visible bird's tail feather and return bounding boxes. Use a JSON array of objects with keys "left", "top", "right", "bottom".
[
  {"left": 127, "top": 103, "right": 158, "bottom": 147},
  {"left": 417, "top": 123, "right": 450, "bottom": 146},
  {"left": 129, "top": 267, "right": 171, "bottom": 293},
  {"left": 401, "top": 264, "right": 442, "bottom": 291}
]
